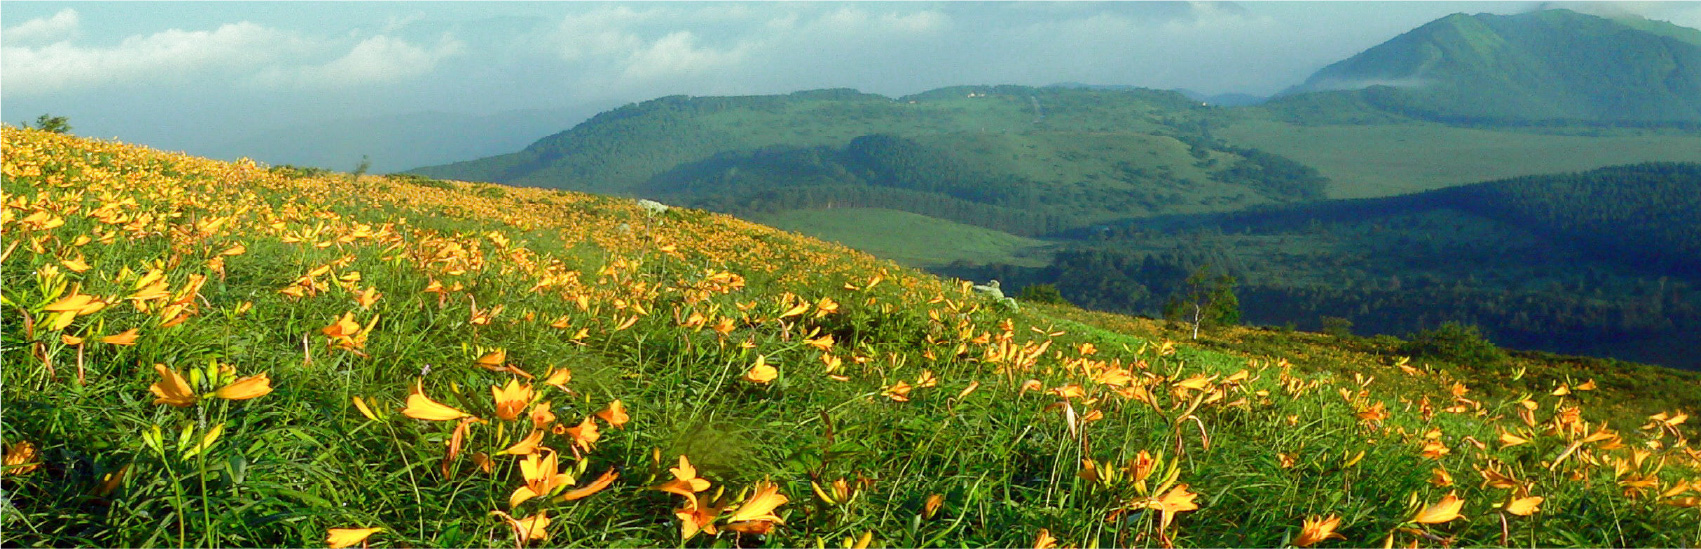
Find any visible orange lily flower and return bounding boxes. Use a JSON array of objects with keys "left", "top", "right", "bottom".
[
  {"left": 529, "top": 401, "right": 557, "bottom": 429},
  {"left": 676, "top": 492, "right": 726, "bottom": 540},
  {"left": 491, "top": 510, "right": 550, "bottom": 543},
  {"left": 214, "top": 373, "right": 272, "bottom": 400},
  {"left": 562, "top": 417, "right": 599, "bottom": 453},
  {"left": 100, "top": 328, "right": 140, "bottom": 345},
  {"left": 1504, "top": 495, "right": 1543, "bottom": 516},
  {"left": 744, "top": 355, "right": 777, "bottom": 384},
  {"left": 500, "top": 429, "right": 547, "bottom": 456},
  {"left": 3, "top": 440, "right": 40, "bottom": 476},
  {"left": 491, "top": 379, "right": 534, "bottom": 421},
  {"left": 1293, "top": 515, "right": 1345, "bottom": 547},
  {"left": 557, "top": 468, "right": 619, "bottom": 501},
  {"left": 149, "top": 364, "right": 197, "bottom": 407},
  {"left": 325, "top": 527, "right": 383, "bottom": 549},
  {"left": 510, "top": 450, "right": 571, "bottom": 509},
  {"left": 543, "top": 366, "right": 572, "bottom": 391},
  {"left": 1412, "top": 492, "right": 1464, "bottom": 524},
  {"left": 726, "top": 480, "right": 788, "bottom": 532},
  {"left": 654, "top": 455, "right": 712, "bottom": 498},
  {"left": 595, "top": 399, "right": 629, "bottom": 428},
  {"left": 402, "top": 381, "right": 472, "bottom": 421},
  {"left": 1033, "top": 528, "right": 1058, "bottom": 549}
]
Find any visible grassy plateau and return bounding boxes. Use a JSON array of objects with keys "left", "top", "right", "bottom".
[{"left": 2, "top": 127, "right": 1698, "bottom": 548}]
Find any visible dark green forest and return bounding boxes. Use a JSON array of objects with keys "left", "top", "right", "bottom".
[{"left": 952, "top": 163, "right": 1701, "bottom": 370}]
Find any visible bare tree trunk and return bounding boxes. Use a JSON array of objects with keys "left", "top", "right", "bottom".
[{"left": 1191, "top": 303, "right": 1202, "bottom": 340}]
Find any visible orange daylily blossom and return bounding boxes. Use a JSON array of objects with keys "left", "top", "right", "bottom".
[
  {"left": 883, "top": 380, "right": 913, "bottom": 402},
  {"left": 61, "top": 256, "right": 91, "bottom": 273},
  {"left": 595, "top": 400, "right": 629, "bottom": 428},
  {"left": 491, "top": 379, "right": 534, "bottom": 421},
  {"left": 476, "top": 349, "right": 507, "bottom": 370},
  {"left": 442, "top": 417, "right": 476, "bottom": 476},
  {"left": 1419, "top": 440, "right": 1450, "bottom": 460},
  {"left": 725, "top": 480, "right": 788, "bottom": 533},
  {"left": 1430, "top": 467, "right": 1455, "bottom": 487},
  {"left": 676, "top": 492, "right": 727, "bottom": 540},
  {"left": 500, "top": 429, "right": 547, "bottom": 456},
  {"left": 1292, "top": 515, "right": 1346, "bottom": 547},
  {"left": 325, "top": 527, "right": 383, "bottom": 549},
  {"left": 45, "top": 292, "right": 106, "bottom": 315},
  {"left": 214, "top": 373, "right": 272, "bottom": 400},
  {"left": 510, "top": 450, "right": 572, "bottom": 508},
  {"left": 1033, "top": 528, "right": 1058, "bottom": 549},
  {"left": 490, "top": 510, "right": 551, "bottom": 543},
  {"left": 1503, "top": 495, "right": 1543, "bottom": 516},
  {"left": 1412, "top": 492, "right": 1465, "bottom": 524},
  {"left": 557, "top": 468, "right": 618, "bottom": 501},
  {"left": 924, "top": 493, "right": 945, "bottom": 519},
  {"left": 562, "top": 417, "right": 600, "bottom": 453},
  {"left": 744, "top": 355, "right": 777, "bottom": 384},
  {"left": 402, "top": 381, "right": 472, "bottom": 421},
  {"left": 542, "top": 366, "right": 572, "bottom": 392},
  {"left": 1152, "top": 484, "right": 1200, "bottom": 529},
  {"left": 353, "top": 287, "right": 381, "bottom": 309},
  {"left": 529, "top": 401, "right": 556, "bottom": 430},
  {"left": 100, "top": 328, "right": 140, "bottom": 345},
  {"left": 3, "top": 440, "right": 41, "bottom": 476},
  {"left": 655, "top": 455, "right": 712, "bottom": 498},
  {"left": 149, "top": 364, "right": 197, "bottom": 407},
  {"left": 321, "top": 312, "right": 378, "bottom": 352}
]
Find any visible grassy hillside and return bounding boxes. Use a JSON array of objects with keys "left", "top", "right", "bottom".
[
  {"left": 1216, "top": 119, "right": 1701, "bottom": 198},
  {"left": 5, "top": 127, "right": 1698, "bottom": 548},
  {"left": 1280, "top": 9, "right": 1701, "bottom": 123},
  {"left": 414, "top": 86, "right": 1327, "bottom": 234},
  {"left": 748, "top": 208, "right": 1055, "bottom": 269}
]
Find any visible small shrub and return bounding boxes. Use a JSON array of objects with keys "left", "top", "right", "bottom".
[
  {"left": 1402, "top": 321, "right": 1508, "bottom": 368},
  {"left": 1016, "top": 283, "right": 1069, "bottom": 305},
  {"left": 1320, "top": 316, "right": 1354, "bottom": 338}
]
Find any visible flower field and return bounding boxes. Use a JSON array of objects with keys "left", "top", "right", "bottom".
[{"left": 1, "top": 126, "right": 1697, "bottom": 547}]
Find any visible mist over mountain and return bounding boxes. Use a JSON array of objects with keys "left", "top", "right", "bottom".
[
  {"left": 192, "top": 108, "right": 592, "bottom": 173},
  {"left": 1279, "top": 9, "right": 1701, "bottom": 123}
]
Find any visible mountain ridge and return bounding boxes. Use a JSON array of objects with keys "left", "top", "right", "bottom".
[{"left": 1280, "top": 9, "right": 1701, "bottom": 122}]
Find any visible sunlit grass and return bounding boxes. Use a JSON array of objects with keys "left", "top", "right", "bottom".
[{"left": 2, "top": 127, "right": 1697, "bottom": 548}]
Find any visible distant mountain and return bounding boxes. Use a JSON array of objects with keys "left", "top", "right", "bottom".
[
  {"left": 1278, "top": 9, "right": 1701, "bottom": 123},
  {"left": 413, "top": 86, "right": 1329, "bottom": 236},
  {"left": 197, "top": 108, "right": 591, "bottom": 173}
]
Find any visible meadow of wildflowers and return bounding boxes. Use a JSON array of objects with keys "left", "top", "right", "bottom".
[{"left": 1, "top": 127, "right": 1696, "bottom": 547}]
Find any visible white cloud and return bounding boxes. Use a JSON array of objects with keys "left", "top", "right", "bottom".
[
  {"left": 255, "top": 35, "right": 463, "bottom": 89},
  {"left": 622, "top": 31, "right": 752, "bottom": 81},
  {"left": 3, "top": 8, "right": 80, "bottom": 45},
  {"left": 1, "top": 21, "right": 305, "bottom": 96}
]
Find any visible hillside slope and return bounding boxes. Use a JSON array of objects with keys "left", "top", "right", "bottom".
[
  {"left": 413, "top": 86, "right": 1328, "bottom": 234},
  {"left": 1279, "top": 9, "right": 1701, "bottom": 123},
  {"left": 4, "top": 128, "right": 1698, "bottom": 547}
]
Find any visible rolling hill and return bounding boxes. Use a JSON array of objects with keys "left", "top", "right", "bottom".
[
  {"left": 1277, "top": 9, "right": 1701, "bottom": 123},
  {"left": 6, "top": 126, "right": 1701, "bottom": 548}
]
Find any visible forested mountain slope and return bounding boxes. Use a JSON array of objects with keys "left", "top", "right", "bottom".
[{"left": 1279, "top": 9, "right": 1701, "bottom": 123}]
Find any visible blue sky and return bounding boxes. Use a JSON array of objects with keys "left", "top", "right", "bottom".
[{"left": 5, "top": 1, "right": 1699, "bottom": 168}]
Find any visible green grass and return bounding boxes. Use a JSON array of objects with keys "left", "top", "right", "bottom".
[
  {"left": 748, "top": 208, "right": 1055, "bottom": 269},
  {"left": 1218, "top": 119, "right": 1701, "bottom": 198}
]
